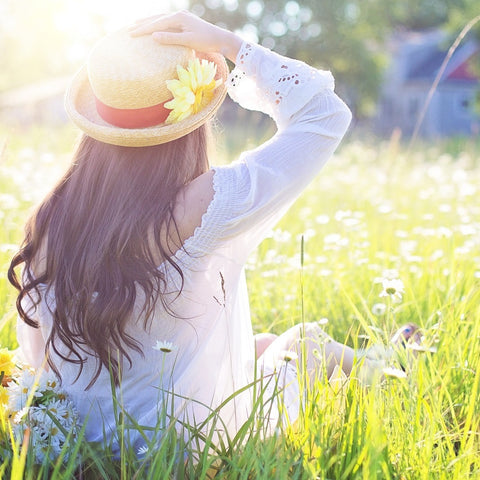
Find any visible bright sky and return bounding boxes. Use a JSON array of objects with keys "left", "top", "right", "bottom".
[
  {"left": 76, "top": 0, "right": 189, "bottom": 31},
  {"left": 50, "top": 0, "right": 258, "bottom": 64},
  {"left": 52, "top": 0, "right": 191, "bottom": 65},
  {"left": 55, "top": 0, "right": 188, "bottom": 35},
  {"left": 2, "top": 0, "right": 253, "bottom": 90}
]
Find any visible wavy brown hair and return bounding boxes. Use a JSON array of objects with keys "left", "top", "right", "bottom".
[{"left": 8, "top": 126, "right": 210, "bottom": 389}]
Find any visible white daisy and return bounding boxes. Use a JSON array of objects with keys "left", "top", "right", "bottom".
[
  {"left": 379, "top": 278, "right": 405, "bottom": 301},
  {"left": 13, "top": 406, "right": 29, "bottom": 424},
  {"left": 153, "top": 340, "right": 178, "bottom": 354},
  {"left": 282, "top": 350, "right": 298, "bottom": 362},
  {"left": 42, "top": 398, "right": 76, "bottom": 429},
  {"left": 137, "top": 444, "right": 149, "bottom": 456},
  {"left": 44, "top": 371, "right": 61, "bottom": 391},
  {"left": 371, "top": 302, "right": 387, "bottom": 316},
  {"left": 8, "top": 369, "right": 79, "bottom": 464},
  {"left": 9, "top": 369, "right": 58, "bottom": 410},
  {"left": 406, "top": 343, "right": 437, "bottom": 353},
  {"left": 57, "top": 399, "right": 78, "bottom": 427},
  {"left": 383, "top": 367, "right": 407, "bottom": 379}
]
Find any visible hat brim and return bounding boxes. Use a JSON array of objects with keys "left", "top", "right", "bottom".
[{"left": 65, "top": 52, "right": 228, "bottom": 147}]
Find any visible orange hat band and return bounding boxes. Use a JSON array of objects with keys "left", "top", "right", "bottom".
[{"left": 94, "top": 96, "right": 172, "bottom": 129}]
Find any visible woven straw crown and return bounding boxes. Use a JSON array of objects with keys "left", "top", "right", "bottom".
[{"left": 65, "top": 28, "right": 228, "bottom": 147}]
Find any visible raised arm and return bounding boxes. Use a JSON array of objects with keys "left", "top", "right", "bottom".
[
  {"left": 207, "top": 41, "right": 352, "bottom": 256},
  {"left": 131, "top": 12, "right": 352, "bottom": 260}
]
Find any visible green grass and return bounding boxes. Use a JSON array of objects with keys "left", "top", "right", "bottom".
[{"left": 1, "top": 124, "right": 479, "bottom": 478}]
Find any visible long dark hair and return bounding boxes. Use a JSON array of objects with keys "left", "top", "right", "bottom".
[{"left": 8, "top": 126, "right": 210, "bottom": 388}]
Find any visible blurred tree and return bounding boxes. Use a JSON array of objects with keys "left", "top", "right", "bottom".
[
  {"left": 447, "top": 0, "right": 480, "bottom": 37},
  {"left": 193, "top": 0, "right": 478, "bottom": 116},
  {"left": 377, "top": 0, "right": 452, "bottom": 30},
  {"left": 192, "top": 0, "right": 390, "bottom": 116}
]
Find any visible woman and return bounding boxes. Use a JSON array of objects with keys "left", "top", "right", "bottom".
[{"left": 8, "top": 11, "right": 407, "bottom": 456}]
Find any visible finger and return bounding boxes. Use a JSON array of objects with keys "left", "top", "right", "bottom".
[{"left": 152, "top": 31, "right": 194, "bottom": 47}]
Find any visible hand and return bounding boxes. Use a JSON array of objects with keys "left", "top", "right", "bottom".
[{"left": 129, "top": 11, "right": 242, "bottom": 63}]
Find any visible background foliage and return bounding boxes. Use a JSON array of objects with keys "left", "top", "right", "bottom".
[{"left": 1, "top": 0, "right": 479, "bottom": 116}]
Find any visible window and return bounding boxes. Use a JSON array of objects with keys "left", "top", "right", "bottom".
[{"left": 456, "top": 92, "right": 472, "bottom": 117}]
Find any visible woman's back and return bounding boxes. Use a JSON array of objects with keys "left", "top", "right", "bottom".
[{"left": 23, "top": 164, "right": 256, "bottom": 453}]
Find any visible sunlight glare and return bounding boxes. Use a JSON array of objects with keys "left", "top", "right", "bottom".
[{"left": 57, "top": 0, "right": 183, "bottom": 36}]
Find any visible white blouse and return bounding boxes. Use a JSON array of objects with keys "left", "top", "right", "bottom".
[{"left": 17, "top": 41, "right": 352, "bottom": 455}]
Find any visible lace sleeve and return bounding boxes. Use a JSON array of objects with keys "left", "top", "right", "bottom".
[
  {"left": 227, "top": 42, "right": 335, "bottom": 130},
  {"left": 183, "top": 42, "right": 351, "bottom": 262}
]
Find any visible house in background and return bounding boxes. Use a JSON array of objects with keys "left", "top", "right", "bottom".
[
  {"left": 0, "top": 76, "right": 69, "bottom": 127},
  {"left": 375, "top": 30, "right": 480, "bottom": 138}
]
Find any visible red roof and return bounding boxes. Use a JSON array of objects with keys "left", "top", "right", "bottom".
[{"left": 447, "top": 52, "right": 479, "bottom": 81}]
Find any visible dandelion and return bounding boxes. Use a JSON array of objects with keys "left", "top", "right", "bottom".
[
  {"left": 379, "top": 278, "right": 405, "bottom": 301},
  {"left": 153, "top": 340, "right": 178, "bottom": 354}
]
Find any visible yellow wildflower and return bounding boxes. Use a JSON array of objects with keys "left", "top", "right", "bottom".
[
  {"left": 0, "top": 386, "right": 9, "bottom": 425},
  {"left": 165, "top": 58, "right": 222, "bottom": 124},
  {"left": 0, "top": 386, "right": 8, "bottom": 406},
  {"left": 0, "top": 348, "right": 15, "bottom": 380}
]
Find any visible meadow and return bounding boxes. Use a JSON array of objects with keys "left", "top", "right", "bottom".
[{"left": 0, "top": 123, "right": 479, "bottom": 479}]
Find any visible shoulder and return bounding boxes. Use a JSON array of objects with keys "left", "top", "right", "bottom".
[{"left": 172, "top": 169, "right": 215, "bottom": 244}]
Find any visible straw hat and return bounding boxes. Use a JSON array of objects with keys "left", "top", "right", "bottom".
[{"left": 65, "top": 28, "right": 228, "bottom": 147}]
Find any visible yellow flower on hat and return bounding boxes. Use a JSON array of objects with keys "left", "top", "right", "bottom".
[{"left": 165, "top": 58, "right": 222, "bottom": 124}]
